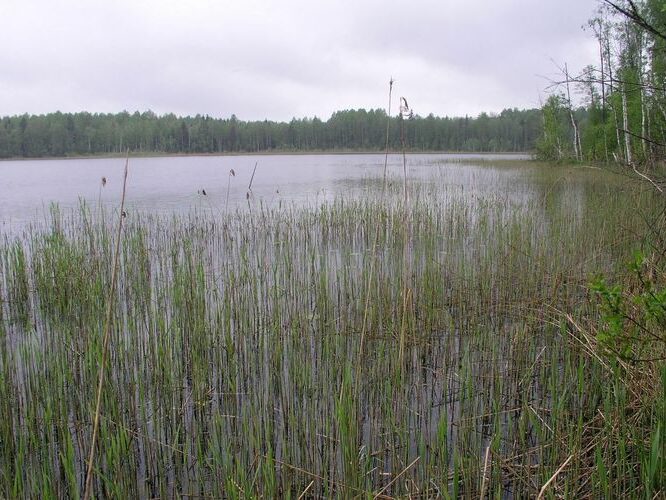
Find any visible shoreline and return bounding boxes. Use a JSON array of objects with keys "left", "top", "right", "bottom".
[{"left": 0, "top": 150, "right": 533, "bottom": 162}]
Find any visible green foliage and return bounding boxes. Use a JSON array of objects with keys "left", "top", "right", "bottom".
[
  {"left": 0, "top": 108, "right": 543, "bottom": 158},
  {"left": 537, "top": 0, "right": 666, "bottom": 166},
  {"left": 535, "top": 94, "right": 574, "bottom": 162},
  {"left": 588, "top": 246, "right": 665, "bottom": 497},
  {"left": 591, "top": 251, "right": 666, "bottom": 362},
  {"left": 591, "top": 276, "right": 632, "bottom": 358}
]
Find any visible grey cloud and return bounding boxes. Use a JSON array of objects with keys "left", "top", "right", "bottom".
[{"left": 0, "top": 0, "right": 601, "bottom": 121}]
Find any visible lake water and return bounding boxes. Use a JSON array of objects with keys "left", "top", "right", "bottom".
[{"left": 0, "top": 153, "right": 530, "bottom": 234}]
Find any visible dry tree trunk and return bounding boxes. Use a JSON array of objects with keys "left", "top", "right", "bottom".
[
  {"left": 622, "top": 84, "right": 634, "bottom": 165},
  {"left": 565, "top": 63, "right": 582, "bottom": 161},
  {"left": 597, "top": 19, "right": 610, "bottom": 161},
  {"left": 606, "top": 37, "right": 625, "bottom": 161}
]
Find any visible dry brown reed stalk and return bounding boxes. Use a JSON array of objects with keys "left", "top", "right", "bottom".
[
  {"left": 297, "top": 481, "right": 314, "bottom": 499},
  {"left": 479, "top": 445, "right": 492, "bottom": 499},
  {"left": 563, "top": 311, "right": 662, "bottom": 402},
  {"left": 97, "top": 176, "right": 107, "bottom": 214},
  {"left": 99, "top": 414, "right": 192, "bottom": 461},
  {"left": 83, "top": 150, "right": 130, "bottom": 500},
  {"left": 356, "top": 77, "right": 393, "bottom": 395},
  {"left": 246, "top": 161, "right": 258, "bottom": 209},
  {"left": 538, "top": 303, "right": 665, "bottom": 497},
  {"left": 398, "top": 96, "right": 413, "bottom": 367},
  {"left": 248, "top": 161, "right": 258, "bottom": 192},
  {"left": 225, "top": 168, "right": 235, "bottom": 211},
  {"left": 537, "top": 454, "right": 573, "bottom": 499},
  {"left": 261, "top": 454, "right": 371, "bottom": 496},
  {"left": 373, "top": 456, "right": 420, "bottom": 499}
]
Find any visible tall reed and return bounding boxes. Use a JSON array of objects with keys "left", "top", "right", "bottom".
[{"left": 0, "top": 161, "right": 662, "bottom": 497}]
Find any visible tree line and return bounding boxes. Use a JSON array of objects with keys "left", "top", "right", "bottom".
[
  {"left": 0, "top": 108, "right": 542, "bottom": 158},
  {"left": 537, "top": 0, "right": 666, "bottom": 172}
]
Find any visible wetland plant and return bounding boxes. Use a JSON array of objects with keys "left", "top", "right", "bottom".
[{"left": 0, "top": 162, "right": 663, "bottom": 497}]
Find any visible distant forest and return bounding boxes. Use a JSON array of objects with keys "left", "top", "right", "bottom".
[{"left": 0, "top": 108, "right": 542, "bottom": 158}]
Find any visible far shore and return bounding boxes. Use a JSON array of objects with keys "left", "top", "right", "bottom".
[{"left": 0, "top": 150, "right": 532, "bottom": 162}]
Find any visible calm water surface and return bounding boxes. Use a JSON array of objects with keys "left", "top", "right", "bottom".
[{"left": 0, "top": 153, "right": 530, "bottom": 233}]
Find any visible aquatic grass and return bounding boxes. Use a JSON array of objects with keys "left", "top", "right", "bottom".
[{"left": 0, "top": 162, "right": 663, "bottom": 497}]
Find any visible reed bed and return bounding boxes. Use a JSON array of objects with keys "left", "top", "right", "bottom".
[{"left": 0, "top": 164, "right": 663, "bottom": 498}]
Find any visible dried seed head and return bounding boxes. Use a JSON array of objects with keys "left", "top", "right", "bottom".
[{"left": 400, "top": 97, "right": 414, "bottom": 119}]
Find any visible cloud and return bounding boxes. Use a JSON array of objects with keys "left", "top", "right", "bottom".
[{"left": 0, "top": 0, "right": 601, "bottom": 121}]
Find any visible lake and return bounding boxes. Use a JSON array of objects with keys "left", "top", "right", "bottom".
[{"left": 0, "top": 153, "right": 530, "bottom": 233}]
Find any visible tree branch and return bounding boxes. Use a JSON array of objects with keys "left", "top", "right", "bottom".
[{"left": 603, "top": 0, "right": 666, "bottom": 42}]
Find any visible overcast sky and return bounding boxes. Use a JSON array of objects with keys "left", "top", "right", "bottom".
[{"left": 0, "top": 0, "right": 602, "bottom": 121}]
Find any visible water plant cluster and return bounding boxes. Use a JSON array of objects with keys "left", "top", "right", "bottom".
[{"left": 0, "top": 163, "right": 663, "bottom": 497}]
